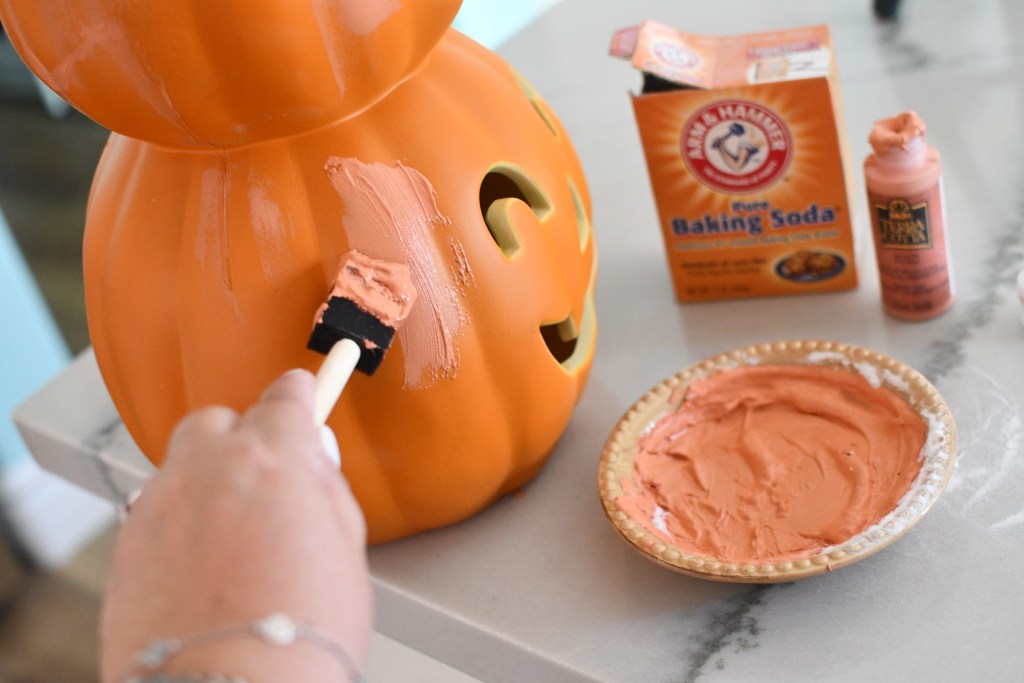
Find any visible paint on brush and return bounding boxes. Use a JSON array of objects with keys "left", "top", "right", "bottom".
[
  {"left": 324, "top": 157, "right": 471, "bottom": 389},
  {"left": 314, "top": 250, "right": 417, "bottom": 332},
  {"left": 309, "top": 249, "right": 418, "bottom": 376}
]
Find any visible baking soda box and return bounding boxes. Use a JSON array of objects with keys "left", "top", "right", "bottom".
[{"left": 611, "top": 22, "right": 858, "bottom": 301}]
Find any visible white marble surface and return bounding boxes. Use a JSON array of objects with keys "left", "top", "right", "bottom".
[{"left": 14, "top": 0, "right": 1024, "bottom": 681}]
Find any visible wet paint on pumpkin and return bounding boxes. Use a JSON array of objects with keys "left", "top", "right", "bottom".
[
  {"left": 325, "top": 157, "right": 468, "bottom": 389},
  {"left": 448, "top": 239, "right": 475, "bottom": 291}
]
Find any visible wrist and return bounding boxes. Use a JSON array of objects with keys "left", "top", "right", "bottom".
[
  {"left": 112, "top": 613, "right": 366, "bottom": 683},
  {"left": 156, "top": 637, "right": 356, "bottom": 683}
]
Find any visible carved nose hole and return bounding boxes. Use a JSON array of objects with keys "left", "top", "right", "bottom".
[
  {"left": 567, "top": 176, "right": 590, "bottom": 252},
  {"left": 540, "top": 316, "right": 578, "bottom": 364},
  {"left": 512, "top": 68, "right": 559, "bottom": 137},
  {"left": 529, "top": 101, "right": 558, "bottom": 136},
  {"left": 479, "top": 165, "right": 551, "bottom": 259}
]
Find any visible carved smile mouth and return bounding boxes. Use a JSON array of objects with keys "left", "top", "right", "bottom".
[
  {"left": 539, "top": 277, "right": 596, "bottom": 374},
  {"left": 541, "top": 315, "right": 578, "bottom": 363}
]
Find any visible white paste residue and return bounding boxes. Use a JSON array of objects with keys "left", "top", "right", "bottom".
[
  {"left": 940, "top": 366, "right": 1022, "bottom": 523},
  {"left": 248, "top": 176, "right": 292, "bottom": 283},
  {"left": 194, "top": 164, "right": 231, "bottom": 291},
  {"left": 653, "top": 505, "right": 671, "bottom": 535},
  {"left": 336, "top": 0, "right": 401, "bottom": 36},
  {"left": 313, "top": 0, "right": 401, "bottom": 96},
  {"left": 1017, "top": 269, "right": 1024, "bottom": 326},
  {"left": 804, "top": 350, "right": 911, "bottom": 392}
]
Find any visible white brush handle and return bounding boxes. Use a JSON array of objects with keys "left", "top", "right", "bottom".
[{"left": 313, "top": 337, "right": 361, "bottom": 425}]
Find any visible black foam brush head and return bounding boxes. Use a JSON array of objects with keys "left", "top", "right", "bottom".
[{"left": 307, "top": 296, "right": 396, "bottom": 375}]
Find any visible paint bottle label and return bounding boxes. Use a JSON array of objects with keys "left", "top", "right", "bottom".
[{"left": 867, "top": 181, "right": 953, "bottom": 320}]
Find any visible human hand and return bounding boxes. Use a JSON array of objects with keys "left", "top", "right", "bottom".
[{"left": 99, "top": 369, "right": 372, "bottom": 683}]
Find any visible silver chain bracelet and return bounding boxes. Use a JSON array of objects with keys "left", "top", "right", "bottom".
[
  {"left": 118, "top": 612, "right": 366, "bottom": 683},
  {"left": 124, "top": 676, "right": 247, "bottom": 683}
]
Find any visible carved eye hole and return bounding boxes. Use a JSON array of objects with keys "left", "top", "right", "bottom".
[
  {"left": 567, "top": 176, "right": 590, "bottom": 252},
  {"left": 479, "top": 165, "right": 551, "bottom": 259}
]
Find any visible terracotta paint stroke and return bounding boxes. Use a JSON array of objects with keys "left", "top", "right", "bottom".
[
  {"left": 617, "top": 365, "right": 927, "bottom": 563},
  {"left": 325, "top": 157, "right": 466, "bottom": 388},
  {"left": 448, "top": 237, "right": 477, "bottom": 293}
]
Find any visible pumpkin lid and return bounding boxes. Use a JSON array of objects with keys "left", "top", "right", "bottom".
[{"left": 0, "top": 0, "right": 463, "bottom": 147}]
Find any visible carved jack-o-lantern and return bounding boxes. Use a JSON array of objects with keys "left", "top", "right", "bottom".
[{"left": 1, "top": 0, "right": 597, "bottom": 542}]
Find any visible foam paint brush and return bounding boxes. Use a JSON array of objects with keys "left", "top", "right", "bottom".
[{"left": 308, "top": 250, "right": 417, "bottom": 424}]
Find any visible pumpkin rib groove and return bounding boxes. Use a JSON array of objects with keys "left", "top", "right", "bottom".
[
  {"left": 109, "top": 5, "right": 212, "bottom": 148},
  {"left": 128, "top": 5, "right": 215, "bottom": 149}
]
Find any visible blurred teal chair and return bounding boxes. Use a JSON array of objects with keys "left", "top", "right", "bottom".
[{"left": 0, "top": 206, "right": 113, "bottom": 568}]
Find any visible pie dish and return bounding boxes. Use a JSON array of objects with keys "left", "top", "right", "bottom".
[{"left": 598, "top": 340, "right": 957, "bottom": 583}]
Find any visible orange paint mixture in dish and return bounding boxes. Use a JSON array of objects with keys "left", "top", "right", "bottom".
[{"left": 616, "top": 365, "right": 928, "bottom": 563}]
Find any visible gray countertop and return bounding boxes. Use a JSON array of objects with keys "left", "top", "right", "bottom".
[{"left": 15, "top": 1, "right": 1024, "bottom": 681}]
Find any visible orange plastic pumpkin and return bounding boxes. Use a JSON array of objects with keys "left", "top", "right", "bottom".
[
  {"left": 1, "top": 1, "right": 597, "bottom": 543},
  {"left": 0, "top": 0, "right": 461, "bottom": 147}
]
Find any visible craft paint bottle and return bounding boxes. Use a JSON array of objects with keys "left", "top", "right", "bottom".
[{"left": 864, "top": 111, "right": 953, "bottom": 321}]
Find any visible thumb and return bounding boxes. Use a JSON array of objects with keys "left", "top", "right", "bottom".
[{"left": 259, "top": 368, "right": 316, "bottom": 414}]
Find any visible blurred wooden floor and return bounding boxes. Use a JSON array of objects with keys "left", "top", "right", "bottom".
[
  {"left": 0, "top": 530, "right": 114, "bottom": 683},
  {"left": 0, "top": 97, "right": 104, "bottom": 355}
]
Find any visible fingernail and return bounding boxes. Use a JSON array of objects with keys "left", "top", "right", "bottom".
[
  {"left": 319, "top": 424, "right": 342, "bottom": 469},
  {"left": 117, "top": 487, "right": 144, "bottom": 524},
  {"left": 281, "top": 368, "right": 315, "bottom": 393}
]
